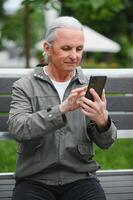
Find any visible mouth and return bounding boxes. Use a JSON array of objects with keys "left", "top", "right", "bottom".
[{"left": 65, "top": 62, "right": 77, "bottom": 65}]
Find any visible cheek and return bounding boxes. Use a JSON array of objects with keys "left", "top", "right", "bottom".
[
  {"left": 54, "top": 50, "right": 66, "bottom": 59},
  {"left": 77, "top": 53, "right": 83, "bottom": 61}
]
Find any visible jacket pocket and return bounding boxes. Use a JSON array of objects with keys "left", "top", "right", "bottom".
[{"left": 77, "top": 143, "right": 94, "bottom": 160}]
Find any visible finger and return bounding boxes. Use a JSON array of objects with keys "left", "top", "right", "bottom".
[
  {"left": 81, "top": 96, "right": 94, "bottom": 107},
  {"left": 81, "top": 104, "right": 94, "bottom": 113},
  {"left": 71, "top": 86, "right": 87, "bottom": 94},
  {"left": 101, "top": 89, "right": 106, "bottom": 103},
  {"left": 76, "top": 91, "right": 86, "bottom": 103},
  {"left": 80, "top": 106, "right": 93, "bottom": 116},
  {"left": 89, "top": 88, "right": 101, "bottom": 102},
  {"left": 80, "top": 97, "right": 94, "bottom": 108}
]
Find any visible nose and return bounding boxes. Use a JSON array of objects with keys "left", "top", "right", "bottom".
[{"left": 69, "top": 49, "right": 77, "bottom": 60}]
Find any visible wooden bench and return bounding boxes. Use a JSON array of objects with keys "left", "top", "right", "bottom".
[{"left": 0, "top": 68, "right": 133, "bottom": 199}]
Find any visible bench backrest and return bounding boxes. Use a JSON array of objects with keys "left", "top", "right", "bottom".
[{"left": 0, "top": 68, "right": 133, "bottom": 139}]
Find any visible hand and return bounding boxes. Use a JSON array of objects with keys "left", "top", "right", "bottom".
[
  {"left": 59, "top": 86, "right": 87, "bottom": 113},
  {"left": 79, "top": 88, "right": 109, "bottom": 129}
]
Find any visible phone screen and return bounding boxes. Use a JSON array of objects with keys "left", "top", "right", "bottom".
[{"left": 85, "top": 76, "right": 107, "bottom": 101}]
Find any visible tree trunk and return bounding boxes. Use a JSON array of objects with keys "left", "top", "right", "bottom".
[{"left": 24, "top": 0, "right": 30, "bottom": 68}]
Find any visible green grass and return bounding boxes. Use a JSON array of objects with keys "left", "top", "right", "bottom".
[
  {"left": 0, "top": 139, "right": 133, "bottom": 172},
  {"left": 94, "top": 139, "right": 133, "bottom": 170},
  {"left": 0, "top": 140, "right": 17, "bottom": 172}
]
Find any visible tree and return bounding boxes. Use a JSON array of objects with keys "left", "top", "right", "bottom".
[
  {"left": 0, "top": 0, "right": 8, "bottom": 49},
  {"left": 1, "top": 1, "right": 45, "bottom": 67}
]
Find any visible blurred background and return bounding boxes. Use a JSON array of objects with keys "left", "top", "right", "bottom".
[
  {"left": 0, "top": 0, "right": 133, "bottom": 172},
  {"left": 0, "top": 0, "right": 133, "bottom": 68}
]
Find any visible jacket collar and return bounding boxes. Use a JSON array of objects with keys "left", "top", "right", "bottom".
[{"left": 33, "top": 66, "right": 87, "bottom": 85}]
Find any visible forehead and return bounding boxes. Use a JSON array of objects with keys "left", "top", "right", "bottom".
[{"left": 54, "top": 27, "right": 84, "bottom": 46}]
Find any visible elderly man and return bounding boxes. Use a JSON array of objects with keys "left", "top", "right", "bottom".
[{"left": 8, "top": 16, "right": 117, "bottom": 200}]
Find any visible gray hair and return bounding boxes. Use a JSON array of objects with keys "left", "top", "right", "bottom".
[
  {"left": 45, "top": 16, "right": 83, "bottom": 44},
  {"left": 43, "top": 16, "right": 83, "bottom": 64}
]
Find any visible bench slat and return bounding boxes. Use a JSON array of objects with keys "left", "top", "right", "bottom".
[
  {"left": 0, "top": 78, "right": 17, "bottom": 94},
  {"left": 110, "top": 114, "right": 133, "bottom": 129},
  {"left": 101, "top": 180, "right": 133, "bottom": 187},
  {"left": 105, "top": 78, "right": 133, "bottom": 93},
  {"left": 0, "top": 185, "right": 14, "bottom": 191},
  {"left": 0, "top": 96, "right": 11, "bottom": 112},
  {"left": 0, "top": 116, "right": 8, "bottom": 132},
  {"left": 0, "top": 191, "right": 13, "bottom": 198},
  {"left": 107, "top": 96, "right": 133, "bottom": 112},
  {"left": 106, "top": 193, "right": 133, "bottom": 200}
]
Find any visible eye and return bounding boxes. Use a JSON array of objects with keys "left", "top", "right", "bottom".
[
  {"left": 76, "top": 46, "right": 83, "bottom": 51},
  {"left": 61, "top": 46, "right": 71, "bottom": 51}
]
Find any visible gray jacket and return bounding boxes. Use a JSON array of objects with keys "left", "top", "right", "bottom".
[{"left": 8, "top": 66, "right": 117, "bottom": 185}]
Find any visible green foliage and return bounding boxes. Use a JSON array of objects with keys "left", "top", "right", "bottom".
[
  {"left": 0, "top": 0, "right": 6, "bottom": 19},
  {"left": 2, "top": 10, "right": 24, "bottom": 46},
  {"left": 22, "top": 0, "right": 49, "bottom": 4},
  {"left": 1, "top": 3, "right": 45, "bottom": 49},
  {"left": 61, "top": 0, "right": 124, "bottom": 22}
]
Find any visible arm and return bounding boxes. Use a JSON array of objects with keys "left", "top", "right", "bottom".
[{"left": 8, "top": 81, "right": 66, "bottom": 142}]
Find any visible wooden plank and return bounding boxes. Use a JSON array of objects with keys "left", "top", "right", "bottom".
[
  {"left": 117, "top": 130, "right": 133, "bottom": 138},
  {"left": 0, "top": 185, "right": 14, "bottom": 191},
  {"left": 107, "top": 96, "right": 133, "bottom": 112},
  {"left": 0, "top": 191, "right": 13, "bottom": 198},
  {"left": 97, "top": 169, "right": 133, "bottom": 176},
  {"left": 101, "top": 180, "right": 133, "bottom": 187},
  {"left": 100, "top": 176, "right": 133, "bottom": 182},
  {"left": 109, "top": 114, "right": 133, "bottom": 129},
  {"left": 0, "top": 179, "right": 15, "bottom": 184},
  {"left": 0, "top": 132, "right": 14, "bottom": 140},
  {"left": 0, "top": 198, "right": 13, "bottom": 200},
  {"left": 105, "top": 78, "right": 133, "bottom": 93},
  {"left": 0, "top": 96, "right": 11, "bottom": 112},
  {"left": 0, "top": 116, "right": 8, "bottom": 132},
  {"left": 0, "top": 198, "right": 12, "bottom": 200},
  {"left": 0, "top": 78, "right": 17, "bottom": 94},
  {"left": 0, "top": 173, "right": 14, "bottom": 179},
  {"left": 104, "top": 187, "right": 133, "bottom": 193},
  {"left": 83, "top": 68, "right": 133, "bottom": 78},
  {"left": 106, "top": 193, "right": 133, "bottom": 200}
]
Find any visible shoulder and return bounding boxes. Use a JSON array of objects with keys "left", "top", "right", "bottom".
[
  {"left": 76, "top": 66, "right": 89, "bottom": 83},
  {"left": 12, "top": 67, "right": 44, "bottom": 95},
  {"left": 13, "top": 71, "right": 35, "bottom": 88}
]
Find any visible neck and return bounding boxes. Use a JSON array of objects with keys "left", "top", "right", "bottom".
[{"left": 44, "top": 66, "right": 75, "bottom": 82}]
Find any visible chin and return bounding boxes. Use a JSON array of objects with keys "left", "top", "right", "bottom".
[{"left": 65, "top": 65, "right": 77, "bottom": 71}]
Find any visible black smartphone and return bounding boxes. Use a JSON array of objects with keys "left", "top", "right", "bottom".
[{"left": 85, "top": 76, "right": 107, "bottom": 101}]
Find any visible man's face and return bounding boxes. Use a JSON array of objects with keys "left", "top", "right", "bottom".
[{"left": 47, "top": 27, "right": 84, "bottom": 72}]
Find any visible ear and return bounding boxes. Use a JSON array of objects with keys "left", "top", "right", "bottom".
[{"left": 43, "top": 42, "right": 50, "bottom": 54}]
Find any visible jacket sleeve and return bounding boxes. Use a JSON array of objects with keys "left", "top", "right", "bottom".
[
  {"left": 8, "top": 81, "right": 66, "bottom": 142},
  {"left": 87, "top": 118, "right": 117, "bottom": 149}
]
